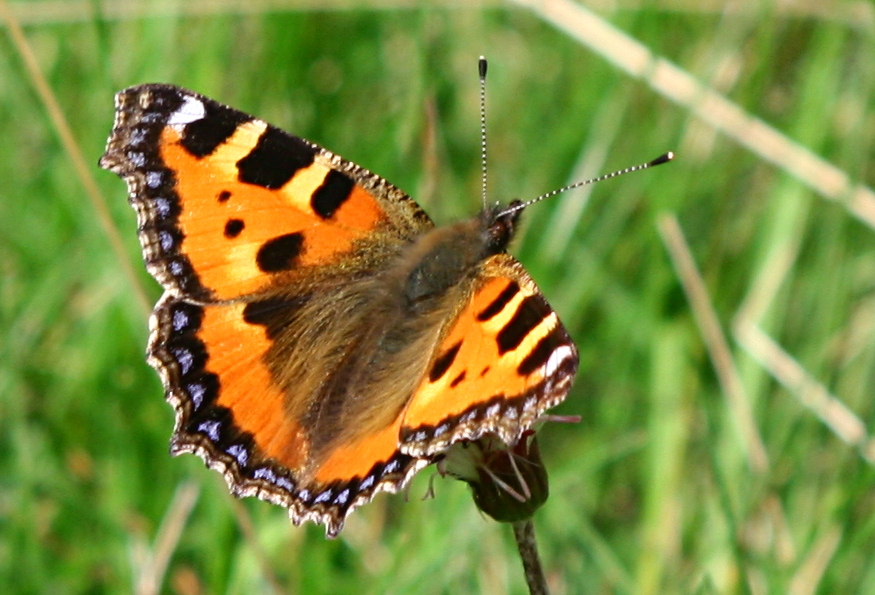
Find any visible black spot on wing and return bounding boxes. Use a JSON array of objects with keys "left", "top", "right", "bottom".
[
  {"left": 181, "top": 101, "right": 250, "bottom": 158},
  {"left": 477, "top": 281, "right": 520, "bottom": 321},
  {"left": 224, "top": 219, "right": 244, "bottom": 238},
  {"left": 311, "top": 169, "right": 355, "bottom": 219},
  {"left": 242, "top": 295, "right": 310, "bottom": 340},
  {"left": 450, "top": 371, "right": 466, "bottom": 388},
  {"left": 217, "top": 190, "right": 232, "bottom": 202},
  {"left": 256, "top": 233, "right": 304, "bottom": 273},
  {"left": 517, "top": 326, "right": 568, "bottom": 376},
  {"left": 236, "top": 127, "right": 316, "bottom": 189},
  {"left": 496, "top": 295, "right": 551, "bottom": 355},
  {"left": 429, "top": 341, "right": 462, "bottom": 383}
]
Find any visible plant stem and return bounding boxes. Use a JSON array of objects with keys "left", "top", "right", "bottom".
[{"left": 512, "top": 519, "right": 549, "bottom": 595}]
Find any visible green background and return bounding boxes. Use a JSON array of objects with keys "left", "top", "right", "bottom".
[{"left": 2, "top": 1, "right": 874, "bottom": 593}]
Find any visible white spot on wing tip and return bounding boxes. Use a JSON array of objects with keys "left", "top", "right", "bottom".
[
  {"left": 545, "top": 344, "right": 574, "bottom": 376},
  {"left": 167, "top": 95, "right": 206, "bottom": 126}
]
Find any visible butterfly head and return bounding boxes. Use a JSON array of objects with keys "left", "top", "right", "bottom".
[{"left": 483, "top": 199, "right": 524, "bottom": 254}]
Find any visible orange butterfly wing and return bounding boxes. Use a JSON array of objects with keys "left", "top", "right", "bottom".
[
  {"left": 101, "top": 84, "right": 431, "bottom": 303},
  {"left": 148, "top": 293, "right": 428, "bottom": 536},
  {"left": 101, "top": 85, "right": 433, "bottom": 535},
  {"left": 400, "top": 254, "right": 578, "bottom": 456}
]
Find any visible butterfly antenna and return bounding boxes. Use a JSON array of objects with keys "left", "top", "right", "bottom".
[
  {"left": 500, "top": 151, "right": 675, "bottom": 218},
  {"left": 479, "top": 56, "right": 488, "bottom": 210}
]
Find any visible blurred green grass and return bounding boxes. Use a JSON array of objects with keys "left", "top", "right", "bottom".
[{"left": 2, "top": 1, "right": 875, "bottom": 593}]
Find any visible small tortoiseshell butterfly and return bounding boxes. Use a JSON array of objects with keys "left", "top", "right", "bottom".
[{"left": 100, "top": 76, "right": 579, "bottom": 537}]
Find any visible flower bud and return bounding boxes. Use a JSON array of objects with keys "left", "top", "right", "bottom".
[{"left": 443, "top": 432, "right": 549, "bottom": 523}]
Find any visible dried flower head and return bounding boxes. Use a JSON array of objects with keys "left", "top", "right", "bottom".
[{"left": 440, "top": 430, "right": 549, "bottom": 523}]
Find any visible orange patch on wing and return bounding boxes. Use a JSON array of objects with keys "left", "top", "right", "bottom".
[
  {"left": 159, "top": 127, "right": 389, "bottom": 300},
  {"left": 313, "top": 416, "right": 405, "bottom": 483},
  {"left": 197, "top": 303, "right": 307, "bottom": 469},
  {"left": 329, "top": 184, "right": 386, "bottom": 231},
  {"left": 402, "top": 272, "right": 557, "bottom": 429}
]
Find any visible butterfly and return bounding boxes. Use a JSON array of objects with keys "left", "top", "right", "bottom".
[{"left": 99, "top": 81, "right": 578, "bottom": 537}]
